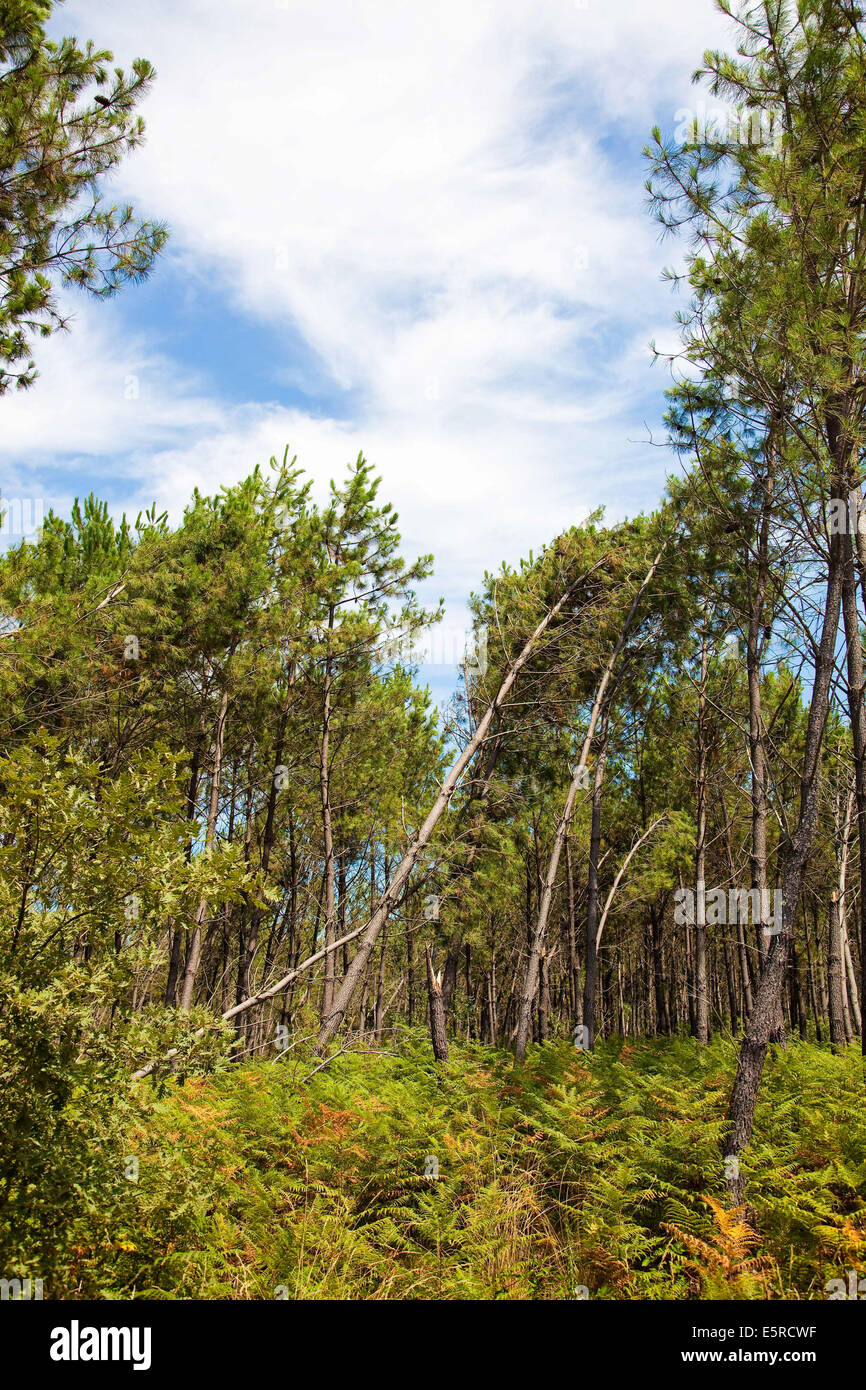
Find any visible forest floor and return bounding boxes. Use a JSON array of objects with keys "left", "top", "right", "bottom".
[{"left": 74, "top": 1035, "right": 865, "bottom": 1300}]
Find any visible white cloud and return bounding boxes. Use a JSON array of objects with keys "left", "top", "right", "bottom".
[
  {"left": 99, "top": 0, "right": 724, "bottom": 394},
  {"left": 0, "top": 304, "right": 223, "bottom": 459},
  {"left": 6, "top": 0, "right": 732, "bottom": 654}
]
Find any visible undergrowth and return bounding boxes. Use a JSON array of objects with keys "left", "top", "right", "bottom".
[{"left": 37, "top": 1035, "right": 866, "bottom": 1300}]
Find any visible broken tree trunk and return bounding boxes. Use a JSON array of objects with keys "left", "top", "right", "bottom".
[
  {"left": 593, "top": 817, "right": 667, "bottom": 953},
  {"left": 425, "top": 944, "right": 449, "bottom": 1062},
  {"left": 312, "top": 569, "right": 595, "bottom": 1053}
]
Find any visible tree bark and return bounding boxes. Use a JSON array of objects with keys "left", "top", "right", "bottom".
[
  {"left": 319, "top": 625, "right": 337, "bottom": 1023},
  {"left": 581, "top": 700, "right": 610, "bottom": 1051},
  {"left": 425, "top": 944, "right": 449, "bottom": 1062},
  {"left": 694, "top": 624, "right": 710, "bottom": 1044},
  {"left": 723, "top": 487, "right": 844, "bottom": 1201},
  {"left": 828, "top": 891, "right": 846, "bottom": 1050},
  {"left": 649, "top": 902, "right": 670, "bottom": 1033},
  {"left": 840, "top": 491, "right": 866, "bottom": 1052},
  {"left": 313, "top": 567, "right": 594, "bottom": 1053},
  {"left": 747, "top": 427, "right": 776, "bottom": 971},
  {"left": 538, "top": 950, "right": 550, "bottom": 1042},
  {"left": 565, "top": 835, "right": 582, "bottom": 1027},
  {"left": 513, "top": 540, "right": 668, "bottom": 1060},
  {"left": 179, "top": 685, "right": 229, "bottom": 1012}
]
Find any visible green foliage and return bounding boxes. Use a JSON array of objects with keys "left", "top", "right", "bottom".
[
  {"left": 0, "top": 737, "right": 248, "bottom": 1284},
  {"left": 0, "top": 0, "right": 167, "bottom": 390},
  {"left": 39, "top": 1037, "right": 865, "bottom": 1301},
  {"left": 1, "top": 0, "right": 865, "bottom": 1308}
]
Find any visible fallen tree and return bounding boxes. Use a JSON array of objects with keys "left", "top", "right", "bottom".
[
  {"left": 513, "top": 540, "right": 668, "bottom": 1060},
  {"left": 314, "top": 561, "right": 604, "bottom": 1053},
  {"left": 132, "top": 557, "right": 601, "bottom": 1079}
]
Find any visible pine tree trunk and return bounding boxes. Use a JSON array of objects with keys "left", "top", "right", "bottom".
[
  {"left": 538, "top": 951, "right": 550, "bottom": 1042},
  {"left": 828, "top": 892, "right": 846, "bottom": 1050},
  {"left": 581, "top": 703, "right": 610, "bottom": 1051},
  {"left": 843, "top": 927, "right": 862, "bottom": 1032},
  {"left": 694, "top": 627, "right": 709, "bottom": 1044},
  {"left": 406, "top": 914, "right": 415, "bottom": 1027},
  {"left": 791, "top": 937, "right": 809, "bottom": 1041},
  {"left": 165, "top": 708, "right": 206, "bottom": 1006},
  {"left": 840, "top": 504, "right": 866, "bottom": 1054},
  {"left": 747, "top": 426, "right": 776, "bottom": 973},
  {"left": 179, "top": 686, "right": 229, "bottom": 1012},
  {"left": 319, "top": 644, "right": 336, "bottom": 1023},
  {"left": 313, "top": 570, "right": 593, "bottom": 1053},
  {"left": 565, "top": 835, "right": 582, "bottom": 1027},
  {"left": 649, "top": 903, "right": 669, "bottom": 1033},
  {"left": 425, "top": 944, "right": 449, "bottom": 1062},
  {"left": 514, "top": 542, "right": 668, "bottom": 1061},
  {"left": 723, "top": 490, "right": 844, "bottom": 1201}
]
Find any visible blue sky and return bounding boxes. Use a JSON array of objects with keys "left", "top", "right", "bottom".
[{"left": 3, "top": 0, "right": 735, "bottom": 707}]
